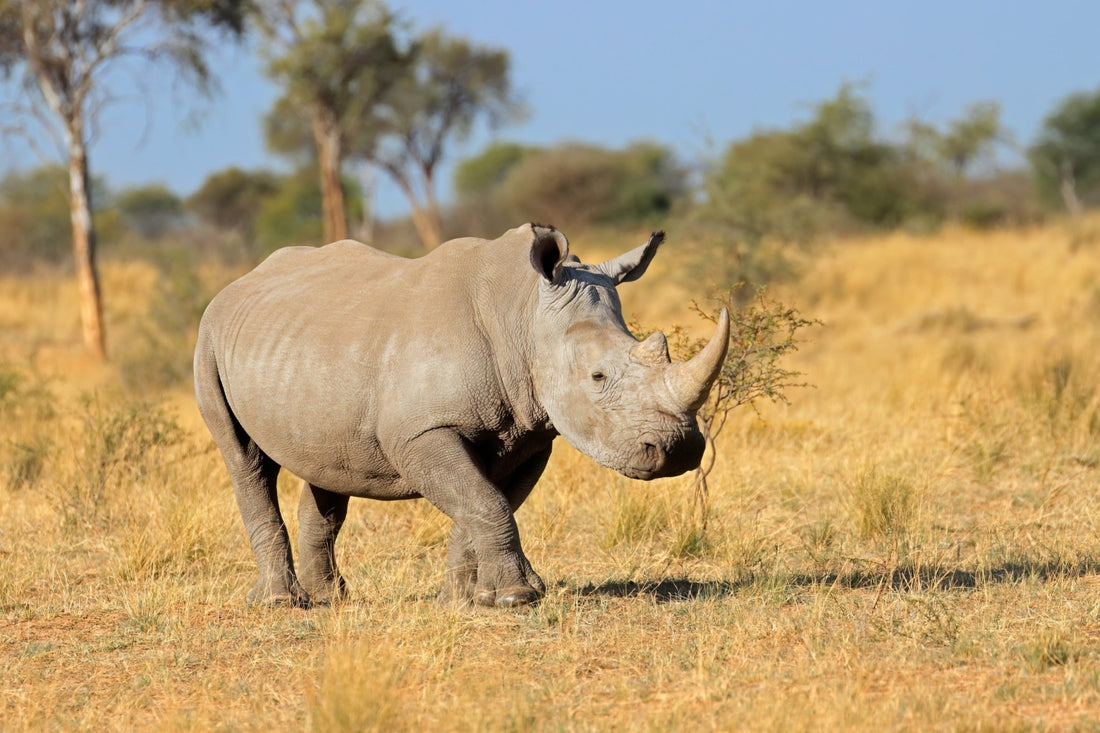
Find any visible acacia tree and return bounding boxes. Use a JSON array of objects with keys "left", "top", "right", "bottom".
[
  {"left": 258, "top": 0, "right": 407, "bottom": 243},
  {"left": 366, "top": 29, "right": 524, "bottom": 249},
  {"left": 937, "top": 101, "right": 1005, "bottom": 178},
  {"left": 0, "top": 0, "right": 245, "bottom": 359},
  {"left": 1029, "top": 87, "right": 1100, "bottom": 215}
]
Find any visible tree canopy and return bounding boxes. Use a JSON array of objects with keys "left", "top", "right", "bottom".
[
  {"left": 259, "top": 0, "right": 408, "bottom": 242},
  {"left": 1029, "top": 86, "right": 1100, "bottom": 214},
  {"left": 260, "top": 4, "right": 523, "bottom": 250}
]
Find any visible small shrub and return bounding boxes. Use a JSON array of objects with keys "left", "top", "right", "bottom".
[
  {"left": 846, "top": 466, "right": 916, "bottom": 553},
  {"left": 1020, "top": 627, "right": 1076, "bottom": 673},
  {"left": 0, "top": 364, "right": 56, "bottom": 491},
  {"left": 6, "top": 437, "right": 51, "bottom": 490},
  {"left": 116, "top": 245, "right": 214, "bottom": 393},
  {"left": 667, "top": 522, "right": 710, "bottom": 559},
  {"left": 1020, "top": 351, "right": 1100, "bottom": 441},
  {"left": 601, "top": 482, "right": 670, "bottom": 550},
  {"left": 55, "top": 397, "right": 184, "bottom": 531},
  {"left": 656, "top": 287, "right": 816, "bottom": 533},
  {"left": 960, "top": 200, "right": 1007, "bottom": 229}
]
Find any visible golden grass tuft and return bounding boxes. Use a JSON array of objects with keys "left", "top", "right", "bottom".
[{"left": 4, "top": 220, "right": 1100, "bottom": 729}]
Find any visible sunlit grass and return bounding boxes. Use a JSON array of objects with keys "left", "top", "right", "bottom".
[{"left": 2, "top": 219, "right": 1100, "bottom": 729}]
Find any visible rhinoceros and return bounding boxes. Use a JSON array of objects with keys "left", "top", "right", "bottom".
[{"left": 194, "top": 223, "right": 729, "bottom": 608}]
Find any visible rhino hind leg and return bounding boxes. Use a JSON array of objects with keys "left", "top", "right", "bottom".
[
  {"left": 227, "top": 442, "right": 310, "bottom": 608},
  {"left": 221, "top": 435, "right": 310, "bottom": 608},
  {"left": 297, "top": 483, "right": 350, "bottom": 605},
  {"left": 194, "top": 345, "right": 310, "bottom": 609}
]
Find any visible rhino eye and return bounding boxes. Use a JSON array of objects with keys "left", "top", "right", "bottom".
[{"left": 591, "top": 371, "right": 605, "bottom": 382}]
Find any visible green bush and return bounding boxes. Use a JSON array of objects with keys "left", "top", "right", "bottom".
[
  {"left": 253, "top": 166, "right": 363, "bottom": 254},
  {"left": 115, "top": 183, "right": 184, "bottom": 239},
  {"left": 457, "top": 141, "right": 684, "bottom": 231}
]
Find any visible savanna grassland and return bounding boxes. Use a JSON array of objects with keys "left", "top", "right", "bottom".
[{"left": 3, "top": 220, "right": 1100, "bottom": 731}]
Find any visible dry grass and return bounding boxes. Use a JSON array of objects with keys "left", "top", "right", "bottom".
[{"left": 3, "top": 219, "right": 1100, "bottom": 730}]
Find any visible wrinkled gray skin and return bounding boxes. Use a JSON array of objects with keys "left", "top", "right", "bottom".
[{"left": 194, "top": 223, "right": 729, "bottom": 609}]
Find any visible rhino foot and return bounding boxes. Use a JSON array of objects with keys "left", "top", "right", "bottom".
[
  {"left": 247, "top": 577, "right": 313, "bottom": 609},
  {"left": 300, "top": 574, "right": 348, "bottom": 607},
  {"left": 478, "top": 585, "right": 543, "bottom": 608},
  {"left": 467, "top": 548, "right": 546, "bottom": 608}
]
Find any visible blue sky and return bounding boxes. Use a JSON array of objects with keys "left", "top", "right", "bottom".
[{"left": 2, "top": 0, "right": 1098, "bottom": 217}]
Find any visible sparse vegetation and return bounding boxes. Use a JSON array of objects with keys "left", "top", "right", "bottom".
[{"left": 2, "top": 217, "right": 1100, "bottom": 729}]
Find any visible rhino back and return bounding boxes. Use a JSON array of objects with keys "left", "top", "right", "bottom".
[{"left": 200, "top": 238, "right": 524, "bottom": 495}]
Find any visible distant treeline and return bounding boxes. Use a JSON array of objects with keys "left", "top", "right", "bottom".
[{"left": 2, "top": 82, "right": 1099, "bottom": 276}]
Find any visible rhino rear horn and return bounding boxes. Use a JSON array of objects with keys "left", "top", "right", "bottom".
[
  {"left": 630, "top": 331, "right": 671, "bottom": 366},
  {"left": 667, "top": 307, "right": 730, "bottom": 412}
]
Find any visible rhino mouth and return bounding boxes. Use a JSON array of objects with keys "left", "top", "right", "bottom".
[{"left": 619, "top": 431, "right": 706, "bottom": 480}]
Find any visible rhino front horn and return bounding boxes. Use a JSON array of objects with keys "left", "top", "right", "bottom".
[{"left": 668, "top": 307, "right": 730, "bottom": 412}]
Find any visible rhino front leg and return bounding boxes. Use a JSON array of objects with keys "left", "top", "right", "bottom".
[
  {"left": 399, "top": 429, "right": 544, "bottom": 608},
  {"left": 439, "top": 446, "right": 552, "bottom": 607},
  {"left": 297, "top": 483, "right": 350, "bottom": 605}
]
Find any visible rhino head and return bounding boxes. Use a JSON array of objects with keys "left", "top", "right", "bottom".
[{"left": 526, "top": 225, "right": 730, "bottom": 480}]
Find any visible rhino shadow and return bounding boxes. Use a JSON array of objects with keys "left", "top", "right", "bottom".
[{"left": 574, "top": 557, "right": 1100, "bottom": 603}]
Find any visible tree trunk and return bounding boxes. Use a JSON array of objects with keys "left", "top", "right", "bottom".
[
  {"left": 312, "top": 115, "right": 347, "bottom": 243},
  {"left": 420, "top": 169, "right": 443, "bottom": 248},
  {"left": 67, "top": 134, "right": 106, "bottom": 360},
  {"left": 1060, "top": 159, "right": 1083, "bottom": 218},
  {"left": 409, "top": 166, "right": 443, "bottom": 250},
  {"left": 410, "top": 205, "right": 443, "bottom": 251},
  {"left": 386, "top": 164, "right": 443, "bottom": 250}
]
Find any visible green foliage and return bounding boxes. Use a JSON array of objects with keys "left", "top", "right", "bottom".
[
  {"left": 699, "top": 82, "right": 940, "bottom": 247},
  {"left": 252, "top": 166, "right": 363, "bottom": 253},
  {"left": 937, "top": 100, "right": 1005, "bottom": 176},
  {"left": 453, "top": 141, "right": 536, "bottom": 200},
  {"left": 0, "top": 164, "right": 124, "bottom": 269},
  {"left": 160, "top": 0, "right": 250, "bottom": 36},
  {"left": 692, "top": 85, "right": 1027, "bottom": 284},
  {"left": 1029, "top": 86, "right": 1100, "bottom": 211},
  {"left": 0, "top": 3, "right": 19, "bottom": 72},
  {"left": 370, "top": 28, "right": 525, "bottom": 168},
  {"left": 368, "top": 27, "right": 526, "bottom": 247},
  {"left": 114, "top": 183, "right": 184, "bottom": 239},
  {"left": 615, "top": 141, "right": 686, "bottom": 221},
  {"left": 499, "top": 142, "right": 684, "bottom": 230},
  {"left": 115, "top": 244, "right": 212, "bottom": 393},
  {"left": 186, "top": 166, "right": 280, "bottom": 234},
  {"left": 261, "top": 0, "right": 407, "bottom": 159},
  {"left": 259, "top": 6, "right": 525, "bottom": 243},
  {"left": 254, "top": 170, "right": 324, "bottom": 252},
  {"left": 0, "top": 166, "right": 73, "bottom": 267}
]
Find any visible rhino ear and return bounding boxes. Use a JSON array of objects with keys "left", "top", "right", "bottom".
[
  {"left": 529, "top": 225, "right": 569, "bottom": 284},
  {"left": 595, "top": 231, "right": 664, "bottom": 285}
]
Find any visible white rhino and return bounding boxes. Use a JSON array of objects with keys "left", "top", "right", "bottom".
[{"left": 194, "top": 223, "right": 729, "bottom": 608}]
